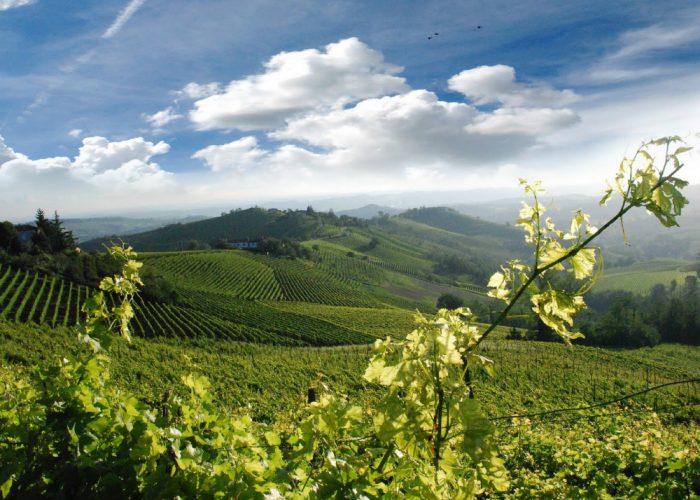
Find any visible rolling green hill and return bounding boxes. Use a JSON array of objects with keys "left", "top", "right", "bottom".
[
  {"left": 596, "top": 259, "right": 696, "bottom": 293},
  {"left": 76, "top": 204, "right": 515, "bottom": 315},
  {"left": 81, "top": 205, "right": 528, "bottom": 287},
  {"left": 401, "top": 206, "right": 522, "bottom": 242},
  {"left": 0, "top": 236, "right": 497, "bottom": 348},
  {"left": 82, "top": 207, "right": 357, "bottom": 251}
]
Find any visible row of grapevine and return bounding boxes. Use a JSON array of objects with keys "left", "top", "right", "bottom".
[
  {"left": 366, "top": 257, "right": 423, "bottom": 277},
  {"left": 144, "top": 248, "right": 483, "bottom": 310},
  {"left": 272, "top": 266, "right": 377, "bottom": 306},
  {"left": 328, "top": 231, "right": 429, "bottom": 277},
  {"left": 0, "top": 265, "right": 90, "bottom": 327},
  {"left": 142, "top": 251, "right": 282, "bottom": 300},
  {"left": 0, "top": 264, "right": 306, "bottom": 346},
  {"left": 365, "top": 228, "right": 428, "bottom": 258},
  {"left": 178, "top": 289, "right": 376, "bottom": 346},
  {"left": 145, "top": 250, "right": 383, "bottom": 307},
  {"left": 456, "top": 281, "right": 489, "bottom": 295},
  {"left": 0, "top": 263, "right": 383, "bottom": 347},
  {"left": 471, "top": 336, "right": 700, "bottom": 411},
  {"left": 127, "top": 296, "right": 294, "bottom": 345},
  {"left": 265, "top": 301, "right": 417, "bottom": 339},
  {"left": 248, "top": 253, "right": 380, "bottom": 307},
  {"left": 3, "top": 316, "right": 698, "bottom": 424},
  {"left": 315, "top": 249, "right": 386, "bottom": 287}
]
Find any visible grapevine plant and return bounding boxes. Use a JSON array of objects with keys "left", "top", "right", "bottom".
[{"left": 0, "top": 137, "right": 696, "bottom": 498}]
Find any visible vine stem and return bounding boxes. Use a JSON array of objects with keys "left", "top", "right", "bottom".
[
  {"left": 479, "top": 145, "right": 682, "bottom": 343},
  {"left": 375, "top": 444, "right": 395, "bottom": 475}
]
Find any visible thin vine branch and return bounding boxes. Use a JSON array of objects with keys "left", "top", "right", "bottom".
[{"left": 479, "top": 146, "right": 684, "bottom": 342}]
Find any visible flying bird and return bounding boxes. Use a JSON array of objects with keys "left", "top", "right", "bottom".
[{"left": 428, "top": 32, "right": 439, "bottom": 40}]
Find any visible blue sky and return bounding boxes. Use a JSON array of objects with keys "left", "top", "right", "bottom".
[{"left": 1, "top": 0, "right": 699, "bottom": 219}]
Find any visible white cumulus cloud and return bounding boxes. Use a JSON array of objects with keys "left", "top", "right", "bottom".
[
  {"left": 176, "top": 82, "right": 222, "bottom": 100},
  {"left": 270, "top": 88, "right": 577, "bottom": 171},
  {"left": 0, "top": 136, "right": 173, "bottom": 190},
  {"left": 0, "top": 136, "right": 182, "bottom": 218},
  {"left": 448, "top": 65, "right": 579, "bottom": 107},
  {"left": 179, "top": 41, "right": 579, "bottom": 180},
  {"left": 0, "top": 135, "right": 18, "bottom": 164},
  {"left": 465, "top": 107, "right": 579, "bottom": 136},
  {"left": 188, "top": 37, "right": 409, "bottom": 131},
  {"left": 0, "top": 0, "right": 35, "bottom": 11},
  {"left": 143, "top": 107, "right": 182, "bottom": 130},
  {"left": 192, "top": 136, "right": 268, "bottom": 172}
]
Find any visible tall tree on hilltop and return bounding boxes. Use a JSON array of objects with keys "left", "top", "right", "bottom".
[
  {"left": 50, "top": 210, "right": 75, "bottom": 252},
  {"left": 30, "top": 209, "right": 75, "bottom": 253},
  {"left": 31, "top": 208, "right": 52, "bottom": 253}
]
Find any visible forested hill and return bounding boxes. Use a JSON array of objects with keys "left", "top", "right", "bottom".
[
  {"left": 82, "top": 207, "right": 363, "bottom": 251},
  {"left": 82, "top": 205, "right": 529, "bottom": 258},
  {"left": 400, "top": 206, "right": 522, "bottom": 242}
]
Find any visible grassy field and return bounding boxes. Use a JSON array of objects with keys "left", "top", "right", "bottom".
[{"left": 596, "top": 258, "right": 696, "bottom": 293}]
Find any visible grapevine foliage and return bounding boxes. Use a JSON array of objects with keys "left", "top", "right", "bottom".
[
  {"left": 486, "top": 136, "right": 691, "bottom": 343},
  {"left": 0, "top": 137, "right": 697, "bottom": 498}
]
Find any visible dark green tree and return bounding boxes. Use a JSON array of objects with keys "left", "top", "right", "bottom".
[
  {"left": 50, "top": 211, "right": 75, "bottom": 253},
  {"left": 436, "top": 293, "right": 464, "bottom": 310},
  {"left": 31, "top": 209, "right": 52, "bottom": 253},
  {"left": 0, "top": 221, "right": 23, "bottom": 255}
]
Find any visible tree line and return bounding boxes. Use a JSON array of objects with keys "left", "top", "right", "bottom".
[
  {"left": 578, "top": 275, "right": 700, "bottom": 347},
  {"left": 1, "top": 209, "right": 178, "bottom": 304},
  {"left": 0, "top": 209, "right": 76, "bottom": 256},
  {"left": 436, "top": 273, "right": 700, "bottom": 348}
]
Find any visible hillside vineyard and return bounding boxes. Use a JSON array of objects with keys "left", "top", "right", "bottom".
[{"left": 0, "top": 138, "right": 698, "bottom": 497}]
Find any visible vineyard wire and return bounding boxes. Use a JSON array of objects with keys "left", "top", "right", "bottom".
[
  {"left": 492, "top": 401, "right": 700, "bottom": 430},
  {"left": 220, "top": 381, "right": 700, "bottom": 453},
  {"left": 489, "top": 377, "right": 700, "bottom": 422},
  {"left": 226, "top": 402, "right": 700, "bottom": 454}
]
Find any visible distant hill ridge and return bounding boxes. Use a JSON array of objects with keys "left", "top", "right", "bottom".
[
  {"left": 338, "top": 204, "right": 401, "bottom": 219},
  {"left": 400, "top": 206, "right": 521, "bottom": 241},
  {"left": 83, "top": 205, "right": 525, "bottom": 255},
  {"left": 82, "top": 207, "right": 364, "bottom": 251}
]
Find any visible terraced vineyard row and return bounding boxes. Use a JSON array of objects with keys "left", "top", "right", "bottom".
[
  {"left": 367, "top": 258, "right": 423, "bottom": 278},
  {"left": 0, "top": 263, "right": 382, "bottom": 346},
  {"left": 142, "top": 251, "right": 282, "bottom": 300},
  {"left": 144, "top": 251, "right": 379, "bottom": 307},
  {"left": 131, "top": 297, "right": 294, "bottom": 344},
  {"left": 248, "top": 254, "right": 380, "bottom": 307},
  {"left": 0, "top": 265, "right": 90, "bottom": 326},
  {"left": 273, "top": 267, "right": 376, "bottom": 306},
  {"left": 315, "top": 248, "right": 386, "bottom": 287},
  {"left": 455, "top": 281, "right": 489, "bottom": 295},
  {"left": 0, "top": 265, "right": 303, "bottom": 345},
  {"left": 265, "top": 301, "right": 417, "bottom": 339},
  {"left": 178, "top": 289, "right": 375, "bottom": 346}
]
